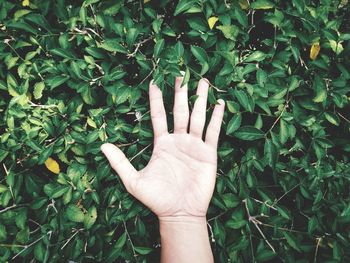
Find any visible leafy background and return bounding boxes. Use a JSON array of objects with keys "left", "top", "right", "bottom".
[{"left": 1, "top": 0, "right": 350, "bottom": 262}]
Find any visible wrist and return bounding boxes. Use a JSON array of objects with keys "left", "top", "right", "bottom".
[
  {"left": 158, "top": 216, "right": 208, "bottom": 236},
  {"left": 158, "top": 215, "right": 207, "bottom": 225}
]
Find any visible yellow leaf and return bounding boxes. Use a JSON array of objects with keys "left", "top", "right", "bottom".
[
  {"left": 208, "top": 16, "right": 219, "bottom": 30},
  {"left": 144, "top": 0, "right": 151, "bottom": 3},
  {"left": 22, "top": 0, "right": 30, "bottom": 6},
  {"left": 239, "top": 0, "right": 250, "bottom": 9},
  {"left": 310, "top": 42, "right": 320, "bottom": 60},
  {"left": 45, "top": 157, "right": 60, "bottom": 174}
]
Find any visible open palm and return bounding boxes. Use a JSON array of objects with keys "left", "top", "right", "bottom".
[{"left": 101, "top": 77, "right": 225, "bottom": 219}]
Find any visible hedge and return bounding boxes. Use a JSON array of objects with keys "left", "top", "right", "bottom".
[{"left": 1, "top": 0, "right": 350, "bottom": 262}]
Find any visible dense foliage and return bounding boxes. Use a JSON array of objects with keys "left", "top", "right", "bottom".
[{"left": 1, "top": 0, "right": 350, "bottom": 262}]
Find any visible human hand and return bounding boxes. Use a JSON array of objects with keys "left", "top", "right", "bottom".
[{"left": 101, "top": 77, "right": 225, "bottom": 220}]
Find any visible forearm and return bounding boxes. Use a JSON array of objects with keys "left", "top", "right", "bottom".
[{"left": 159, "top": 216, "right": 214, "bottom": 263}]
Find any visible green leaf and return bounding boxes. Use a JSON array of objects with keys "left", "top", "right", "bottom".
[
  {"left": 329, "top": 40, "right": 344, "bottom": 55},
  {"left": 33, "top": 82, "right": 45, "bottom": 99},
  {"left": 181, "top": 66, "right": 190, "bottom": 87},
  {"left": 190, "top": 45, "right": 208, "bottom": 63},
  {"left": 190, "top": 45, "right": 209, "bottom": 75},
  {"left": 279, "top": 119, "right": 288, "bottom": 144},
  {"left": 46, "top": 75, "right": 70, "bottom": 90},
  {"left": 84, "top": 206, "right": 97, "bottom": 229},
  {"left": 174, "top": 0, "right": 196, "bottom": 16},
  {"left": 102, "top": 1, "right": 124, "bottom": 15},
  {"left": 105, "top": 232, "right": 127, "bottom": 261},
  {"left": 264, "top": 139, "right": 277, "bottom": 168},
  {"left": 234, "top": 89, "right": 254, "bottom": 112},
  {"left": 251, "top": 0, "right": 275, "bottom": 9},
  {"left": 244, "top": 51, "right": 267, "bottom": 62},
  {"left": 256, "top": 69, "right": 267, "bottom": 87},
  {"left": 234, "top": 8, "right": 248, "bottom": 28},
  {"left": 134, "top": 247, "right": 153, "bottom": 255},
  {"left": 99, "top": 39, "right": 127, "bottom": 53},
  {"left": 234, "top": 126, "right": 265, "bottom": 140},
  {"left": 154, "top": 39, "right": 165, "bottom": 58},
  {"left": 222, "top": 193, "right": 240, "bottom": 208},
  {"left": 256, "top": 250, "right": 276, "bottom": 261},
  {"left": 313, "top": 75, "right": 327, "bottom": 103},
  {"left": 324, "top": 112, "right": 339, "bottom": 126},
  {"left": 255, "top": 114, "right": 263, "bottom": 129},
  {"left": 50, "top": 48, "right": 75, "bottom": 59},
  {"left": 227, "top": 219, "right": 247, "bottom": 229},
  {"left": 283, "top": 232, "right": 301, "bottom": 252},
  {"left": 217, "top": 25, "right": 239, "bottom": 40},
  {"left": 277, "top": 205, "right": 291, "bottom": 220},
  {"left": 175, "top": 41, "right": 184, "bottom": 58},
  {"left": 51, "top": 185, "right": 70, "bottom": 199},
  {"left": 34, "top": 242, "right": 45, "bottom": 261},
  {"left": 66, "top": 204, "right": 85, "bottom": 223},
  {"left": 226, "top": 113, "right": 242, "bottom": 134},
  {"left": 308, "top": 216, "right": 318, "bottom": 233}
]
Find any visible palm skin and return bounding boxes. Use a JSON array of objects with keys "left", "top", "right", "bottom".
[
  {"left": 135, "top": 133, "right": 217, "bottom": 218},
  {"left": 101, "top": 77, "right": 225, "bottom": 219}
]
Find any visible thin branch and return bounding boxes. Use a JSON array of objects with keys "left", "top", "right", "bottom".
[
  {"left": 0, "top": 204, "right": 27, "bottom": 214},
  {"left": 12, "top": 231, "right": 52, "bottom": 260},
  {"left": 273, "top": 182, "right": 301, "bottom": 205},
  {"left": 250, "top": 197, "right": 277, "bottom": 211},
  {"left": 338, "top": 112, "right": 350, "bottom": 124},
  {"left": 61, "top": 228, "right": 83, "bottom": 250},
  {"left": 244, "top": 199, "right": 276, "bottom": 253},
  {"left": 28, "top": 101, "right": 59, "bottom": 109},
  {"left": 127, "top": 36, "right": 153, "bottom": 58},
  {"left": 123, "top": 221, "right": 137, "bottom": 257},
  {"left": 207, "top": 222, "right": 215, "bottom": 243},
  {"left": 129, "top": 143, "right": 152, "bottom": 162},
  {"left": 313, "top": 237, "right": 322, "bottom": 263},
  {"left": 0, "top": 243, "right": 26, "bottom": 248}
]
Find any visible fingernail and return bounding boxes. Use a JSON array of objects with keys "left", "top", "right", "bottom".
[
  {"left": 199, "top": 78, "right": 209, "bottom": 87},
  {"left": 100, "top": 143, "right": 109, "bottom": 154},
  {"left": 217, "top": 99, "right": 225, "bottom": 105},
  {"left": 175, "top": 76, "right": 184, "bottom": 86}
]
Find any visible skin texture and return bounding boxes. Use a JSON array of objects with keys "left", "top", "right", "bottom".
[{"left": 101, "top": 76, "right": 225, "bottom": 263}]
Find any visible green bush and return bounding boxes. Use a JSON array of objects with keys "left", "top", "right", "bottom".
[{"left": 1, "top": 0, "right": 350, "bottom": 261}]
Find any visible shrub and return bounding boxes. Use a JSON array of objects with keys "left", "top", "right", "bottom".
[{"left": 1, "top": 0, "right": 350, "bottom": 262}]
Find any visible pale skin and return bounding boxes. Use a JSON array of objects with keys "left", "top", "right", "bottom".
[{"left": 101, "top": 76, "right": 225, "bottom": 263}]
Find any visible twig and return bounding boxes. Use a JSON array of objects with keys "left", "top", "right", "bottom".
[
  {"left": 244, "top": 199, "right": 276, "bottom": 253},
  {"left": 61, "top": 228, "right": 83, "bottom": 249},
  {"left": 0, "top": 243, "right": 26, "bottom": 248},
  {"left": 46, "top": 199, "right": 58, "bottom": 214},
  {"left": 28, "top": 101, "right": 58, "bottom": 109},
  {"left": 188, "top": 67, "right": 227, "bottom": 92},
  {"left": 127, "top": 36, "right": 153, "bottom": 58},
  {"left": 123, "top": 221, "right": 137, "bottom": 257},
  {"left": 313, "top": 237, "right": 322, "bottom": 263},
  {"left": 273, "top": 182, "right": 301, "bottom": 205},
  {"left": 0, "top": 204, "right": 17, "bottom": 214},
  {"left": 251, "top": 197, "right": 277, "bottom": 211},
  {"left": 116, "top": 139, "right": 140, "bottom": 147},
  {"left": 337, "top": 112, "right": 350, "bottom": 124},
  {"left": 208, "top": 211, "right": 228, "bottom": 222},
  {"left": 2, "top": 164, "right": 14, "bottom": 201},
  {"left": 207, "top": 222, "right": 215, "bottom": 243},
  {"left": 129, "top": 143, "right": 152, "bottom": 162},
  {"left": 265, "top": 100, "right": 289, "bottom": 135},
  {"left": 254, "top": 219, "right": 310, "bottom": 235},
  {"left": 12, "top": 231, "right": 52, "bottom": 259}
]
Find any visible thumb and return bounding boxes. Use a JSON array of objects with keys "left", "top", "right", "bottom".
[{"left": 100, "top": 143, "right": 139, "bottom": 192}]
